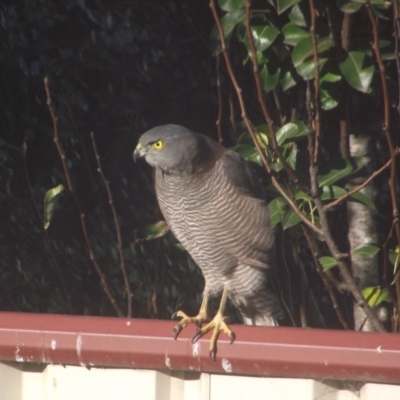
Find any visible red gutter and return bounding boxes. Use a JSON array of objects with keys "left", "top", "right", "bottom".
[{"left": 0, "top": 312, "right": 399, "bottom": 383}]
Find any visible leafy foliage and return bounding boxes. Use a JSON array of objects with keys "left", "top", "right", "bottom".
[{"left": 1, "top": 0, "right": 400, "bottom": 333}]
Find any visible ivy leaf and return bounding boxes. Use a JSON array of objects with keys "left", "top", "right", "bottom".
[
  {"left": 260, "top": 64, "right": 280, "bottom": 92},
  {"left": 268, "top": 196, "right": 288, "bottom": 227},
  {"left": 282, "top": 22, "right": 310, "bottom": 46},
  {"left": 362, "top": 286, "right": 390, "bottom": 308},
  {"left": 218, "top": 0, "right": 244, "bottom": 11},
  {"left": 317, "top": 157, "right": 364, "bottom": 186},
  {"left": 288, "top": 3, "right": 307, "bottom": 26},
  {"left": 353, "top": 244, "right": 380, "bottom": 257},
  {"left": 282, "top": 209, "right": 302, "bottom": 229},
  {"left": 143, "top": 221, "right": 170, "bottom": 240},
  {"left": 248, "top": 25, "right": 279, "bottom": 52},
  {"left": 232, "top": 144, "right": 261, "bottom": 164},
  {"left": 337, "top": 0, "right": 363, "bottom": 13},
  {"left": 319, "top": 256, "right": 338, "bottom": 271},
  {"left": 339, "top": 51, "right": 374, "bottom": 93},
  {"left": 44, "top": 184, "right": 65, "bottom": 230},
  {"left": 276, "top": 121, "right": 307, "bottom": 145},
  {"left": 274, "top": 0, "right": 301, "bottom": 14},
  {"left": 292, "top": 36, "right": 333, "bottom": 67},
  {"left": 210, "top": 10, "right": 246, "bottom": 54}
]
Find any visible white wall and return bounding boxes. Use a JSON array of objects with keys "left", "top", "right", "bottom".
[{"left": 0, "top": 363, "right": 398, "bottom": 400}]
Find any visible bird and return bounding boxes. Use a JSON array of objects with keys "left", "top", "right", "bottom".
[{"left": 133, "top": 124, "right": 283, "bottom": 360}]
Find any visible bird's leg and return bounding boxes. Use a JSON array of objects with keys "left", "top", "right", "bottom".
[
  {"left": 192, "top": 286, "right": 235, "bottom": 361},
  {"left": 172, "top": 292, "right": 210, "bottom": 340}
]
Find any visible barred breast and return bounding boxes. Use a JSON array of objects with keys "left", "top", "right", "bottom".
[{"left": 155, "top": 153, "right": 283, "bottom": 325}]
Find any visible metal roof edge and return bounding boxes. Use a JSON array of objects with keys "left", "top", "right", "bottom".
[{"left": 0, "top": 312, "right": 399, "bottom": 383}]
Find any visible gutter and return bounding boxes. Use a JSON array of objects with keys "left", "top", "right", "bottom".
[{"left": 0, "top": 312, "right": 398, "bottom": 383}]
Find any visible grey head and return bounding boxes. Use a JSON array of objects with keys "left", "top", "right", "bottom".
[{"left": 133, "top": 124, "right": 224, "bottom": 175}]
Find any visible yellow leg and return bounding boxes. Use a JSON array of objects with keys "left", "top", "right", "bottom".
[
  {"left": 192, "top": 286, "right": 235, "bottom": 361},
  {"left": 172, "top": 292, "right": 210, "bottom": 340}
]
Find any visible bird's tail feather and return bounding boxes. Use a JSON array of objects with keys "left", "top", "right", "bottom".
[{"left": 242, "top": 314, "right": 279, "bottom": 326}]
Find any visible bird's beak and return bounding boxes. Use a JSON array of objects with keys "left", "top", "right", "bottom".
[{"left": 133, "top": 143, "right": 145, "bottom": 162}]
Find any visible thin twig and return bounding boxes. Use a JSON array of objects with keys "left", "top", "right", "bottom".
[
  {"left": 302, "top": 225, "right": 350, "bottom": 330},
  {"left": 91, "top": 132, "right": 132, "bottom": 318},
  {"left": 22, "top": 141, "right": 71, "bottom": 313},
  {"left": 324, "top": 152, "right": 399, "bottom": 210},
  {"left": 308, "top": 0, "right": 321, "bottom": 163},
  {"left": 305, "top": 46, "right": 385, "bottom": 332},
  {"left": 209, "top": 0, "right": 321, "bottom": 235},
  {"left": 64, "top": 101, "right": 115, "bottom": 281},
  {"left": 382, "top": 220, "right": 398, "bottom": 331},
  {"left": 244, "top": 0, "right": 308, "bottom": 192},
  {"left": 215, "top": 54, "right": 223, "bottom": 144},
  {"left": 366, "top": 1, "right": 400, "bottom": 317},
  {"left": 44, "top": 77, "right": 124, "bottom": 317},
  {"left": 392, "top": 0, "right": 400, "bottom": 116}
]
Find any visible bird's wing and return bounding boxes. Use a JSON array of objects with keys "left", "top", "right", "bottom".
[{"left": 221, "top": 150, "right": 265, "bottom": 200}]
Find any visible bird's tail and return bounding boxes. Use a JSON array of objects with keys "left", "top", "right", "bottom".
[{"left": 242, "top": 314, "right": 279, "bottom": 326}]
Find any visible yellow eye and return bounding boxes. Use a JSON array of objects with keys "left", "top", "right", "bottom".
[{"left": 152, "top": 140, "right": 164, "bottom": 150}]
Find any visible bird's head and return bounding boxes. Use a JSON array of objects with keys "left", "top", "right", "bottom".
[{"left": 134, "top": 124, "right": 221, "bottom": 175}]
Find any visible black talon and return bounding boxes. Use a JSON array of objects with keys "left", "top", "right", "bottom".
[
  {"left": 192, "top": 331, "right": 202, "bottom": 344},
  {"left": 209, "top": 349, "right": 216, "bottom": 362},
  {"left": 229, "top": 332, "right": 236, "bottom": 344},
  {"left": 171, "top": 311, "right": 179, "bottom": 320},
  {"left": 173, "top": 325, "right": 182, "bottom": 340}
]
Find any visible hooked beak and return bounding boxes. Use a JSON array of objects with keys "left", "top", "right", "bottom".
[{"left": 133, "top": 143, "right": 145, "bottom": 162}]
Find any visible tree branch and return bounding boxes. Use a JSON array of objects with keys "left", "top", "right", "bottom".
[
  {"left": 44, "top": 77, "right": 124, "bottom": 318},
  {"left": 91, "top": 132, "right": 132, "bottom": 318}
]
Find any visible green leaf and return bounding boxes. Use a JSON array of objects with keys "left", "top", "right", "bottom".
[
  {"left": 268, "top": 196, "right": 288, "bottom": 227},
  {"left": 292, "top": 36, "right": 333, "bottom": 67},
  {"left": 276, "top": 121, "right": 307, "bottom": 145},
  {"left": 274, "top": 0, "right": 301, "bottom": 14},
  {"left": 218, "top": 0, "right": 244, "bottom": 11},
  {"left": 362, "top": 286, "right": 390, "bottom": 307},
  {"left": 249, "top": 25, "right": 279, "bottom": 52},
  {"left": 280, "top": 58, "right": 298, "bottom": 90},
  {"left": 232, "top": 144, "right": 261, "bottom": 164},
  {"left": 260, "top": 64, "right": 280, "bottom": 92},
  {"left": 337, "top": 0, "right": 363, "bottom": 13},
  {"left": 320, "top": 185, "right": 346, "bottom": 200},
  {"left": 144, "top": 221, "right": 170, "bottom": 240},
  {"left": 348, "top": 191, "right": 376, "bottom": 210},
  {"left": 174, "top": 243, "right": 187, "bottom": 251},
  {"left": 282, "top": 23, "right": 310, "bottom": 46},
  {"left": 296, "top": 58, "right": 328, "bottom": 80},
  {"left": 210, "top": 10, "right": 246, "bottom": 54},
  {"left": 353, "top": 245, "right": 380, "bottom": 257},
  {"left": 320, "top": 86, "right": 339, "bottom": 110},
  {"left": 320, "top": 72, "right": 342, "bottom": 83},
  {"left": 44, "top": 184, "right": 65, "bottom": 230},
  {"left": 282, "top": 209, "right": 302, "bottom": 229},
  {"left": 319, "top": 256, "right": 338, "bottom": 271},
  {"left": 286, "top": 145, "right": 298, "bottom": 170},
  {"left": 288, "top": 3, "right": 307, "bottom": 26},
  {"left": 317, "top": 157, "right": 364, "bottom": 186},
  {"left": 339, "top": 51, "right": 374, "bottom": 93}
]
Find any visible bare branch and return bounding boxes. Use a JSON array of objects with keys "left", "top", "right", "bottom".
[
  {"left": 44, "top": 77, "right": 124, "bottom": 318},
  {"left": 91, "top": 132, "right": 132, "bottom": 318},
  {"left": 324, "top": 151, "right": 399, "bottom": 210}
]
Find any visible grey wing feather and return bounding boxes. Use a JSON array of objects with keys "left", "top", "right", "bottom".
[{"left": 221, "top": 150, "right": 265, "bottom": 200}]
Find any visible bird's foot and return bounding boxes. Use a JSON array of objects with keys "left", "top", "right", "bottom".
[
  {"left": 172, "top": 310, "right": 209, "bottom": 340},
  {"left": 192, "top": 311, "right": 235, "bottom": 361}
]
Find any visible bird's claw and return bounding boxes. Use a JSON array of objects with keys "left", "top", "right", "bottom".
[{"left": 172, "top": 325, "right": 183, "bottom": 340}]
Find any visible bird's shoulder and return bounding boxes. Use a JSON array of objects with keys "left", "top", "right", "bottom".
[{"left": 219, "top": 149, "right": 264, "bottom": 200}]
